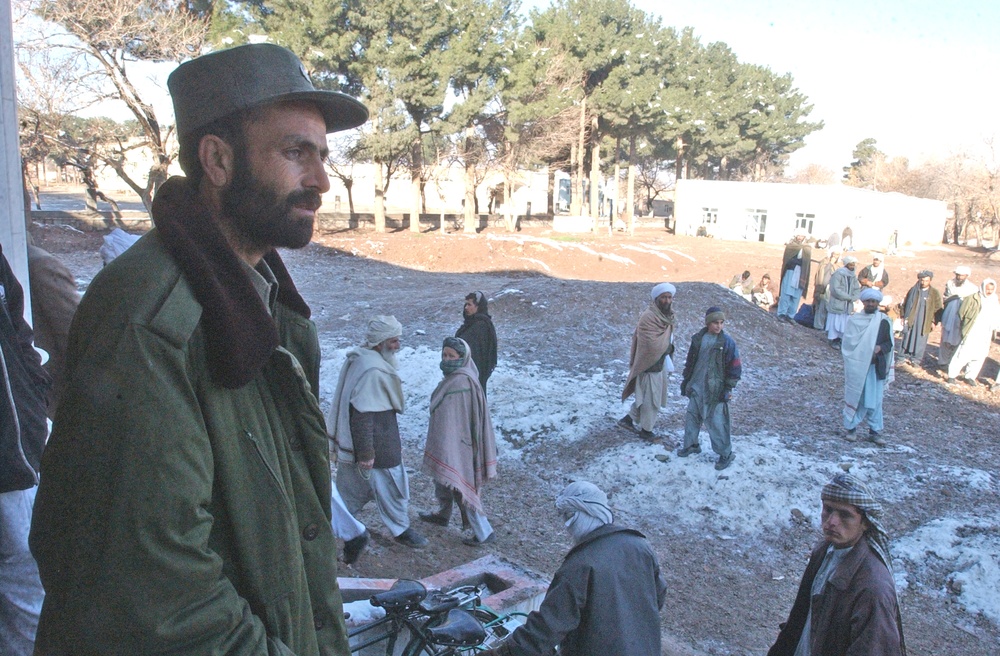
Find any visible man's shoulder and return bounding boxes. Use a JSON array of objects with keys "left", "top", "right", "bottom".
[{"left": 77, "top": 232, "right": 199, "bottom": 343}]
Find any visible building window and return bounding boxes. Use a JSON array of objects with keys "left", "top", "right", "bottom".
[
  {"left": 701, "top": 207, "right": 718, "bottom": 225},
  {"left": 745, "top": 209, "right": 767, "bottom": 242},
  {"left": 795, "top": 213, "right": 815, "bottom": 235}
]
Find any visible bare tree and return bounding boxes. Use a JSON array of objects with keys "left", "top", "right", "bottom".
[{"left": 22, "top": 0, "right": 207, "bottom": 211}]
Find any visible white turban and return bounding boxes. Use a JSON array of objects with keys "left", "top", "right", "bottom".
[
  {"left": 860, "top": 288, "right": 883, "bottom": 302},
  {"left": 871, "top": 252, "right": 884, "bottom": 260},
  {"left": 650, "top": 282, "right": 676, "bottom": 301},
  {"left": 842, "top": 255, "right": 858, "bottom": 265},
  {"left": 365, "top": 315, "right": 402, "bottom": 348},
  {"left": 954, "top": 266, "right": 971, "bottom": 276}
]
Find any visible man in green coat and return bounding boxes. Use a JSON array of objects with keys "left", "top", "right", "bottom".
[{"left": 30, "top": 44, "right": 368, "bottom": 655}]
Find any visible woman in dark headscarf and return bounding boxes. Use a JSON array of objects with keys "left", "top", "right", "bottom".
[
  {"left": 455, "top": 291, "right": 497, "bottom": 396},
  {"left": 420, "top": 337, "right": 498, "bottom": 546}
]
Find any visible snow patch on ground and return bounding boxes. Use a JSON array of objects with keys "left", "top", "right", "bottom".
[
  {"left": 317, "top": 341, "right": 1000, "bottom": 628},
  {"left": 894, "top": 514, "right": 1000, "bottom": 625}
]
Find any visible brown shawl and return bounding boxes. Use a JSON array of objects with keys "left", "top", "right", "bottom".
[
  {"left": 422, "top": 341, "right": 498, "bottom": 513},
  {"left": 622, "top": 303, "right": 674, "bottom": 401},
  {"left": 152, "top": 176, "right": 310, "bottom": 389}
]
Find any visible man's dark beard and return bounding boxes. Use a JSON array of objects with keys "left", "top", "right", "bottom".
[
  {"left": 657, "top": 299, "right": 672, "bottom": 315},
  {"left": 864, "top": 305, "right": 877, "bottom": 314},
  {"left": 221, "top": 158, "right": 321, "bottom": 252}
]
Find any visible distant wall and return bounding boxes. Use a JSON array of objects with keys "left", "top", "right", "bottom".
[{"left": 674, "top": 180, "right": 947, "bottom": 248}]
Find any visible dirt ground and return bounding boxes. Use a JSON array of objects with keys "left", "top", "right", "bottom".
[{"left": 30, "top": 209, "right": 1000, "bottom": 655}]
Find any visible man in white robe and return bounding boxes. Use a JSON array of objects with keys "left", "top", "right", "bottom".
[
  {"left": 841, "top": 288, "right": 894, "bottom": 446},
  {"left": 946, "top": 279, "right": 1000, "bottom": 386},
  {"left": 329, "top": 315, "right": 428, "bottom": 548}
]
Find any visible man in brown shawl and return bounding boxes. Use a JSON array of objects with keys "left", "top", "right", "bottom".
[
  {"left": 421, "top": 337, "right": 498, "bottom": 546},
  {"left": 619, "top": 283, "right": 675, "bottom": 441}
]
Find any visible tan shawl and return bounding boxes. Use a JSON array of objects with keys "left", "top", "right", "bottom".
[
  {"left": 422, "top": 341, "right": 497, "bottom": 512},
  {"left": 622, "top": 303, "right": 674, "bottom": 401}
]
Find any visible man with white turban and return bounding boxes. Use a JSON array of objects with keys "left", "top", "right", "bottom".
[
  {"left": 619, "top": 282, "right": 675, "bottom": 440},
  {"left": 946, "top": 279, "right": 1000, "bottom": 385},
  {"left": 778, "top": 228, "right": 813, "bottom": 322},
  {"left": 858, "top": 252, "right": 890, "bottom": 290},
  {"left": 768, "top": 473, "right": 906, "bottom": 656},
  {"left": 825, "top": 255, "right": 861, "bottom": 347},
  {"left": 841, "top": 288, "right": 894, "bottom": 446},
  {"left": 938, "top": 266, "right": 977, "bottom": 368},
  {"left": 477, "top": 481, "right": 666, "bottom": 656},
  {"left": 328, "top": 315, "right": 428, "bottom": 548}
]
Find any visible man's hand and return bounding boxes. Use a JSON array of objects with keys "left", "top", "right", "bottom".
[{"left": 358, "top": 459, "right": 375, "bottom": 471}]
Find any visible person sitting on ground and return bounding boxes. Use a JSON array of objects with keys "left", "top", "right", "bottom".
[
  {"left": 476, "top": 481, "right": 666, "bottom": 656},
  {"left": 728, "top": 270, "right": 754, "bottom": 300},
  {"left": 420, "top": 337, "right": 498, "bottom": 547},
  {"left": 752, "top": 273, "right": 775, "bottom": 310}
]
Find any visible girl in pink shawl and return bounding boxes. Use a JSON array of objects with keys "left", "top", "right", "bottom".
[{"left": 420, "top": 337, "right": 498, "bottom": 546}]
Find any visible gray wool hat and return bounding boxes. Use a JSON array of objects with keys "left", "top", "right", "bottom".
[{"left": 168, "top": 43, "right": 369, "bottom": 141}]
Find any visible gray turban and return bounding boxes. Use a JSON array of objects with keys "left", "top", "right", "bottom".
[
  {"left": 822, "top": 473, "right": 892, "bottom": 571},
  {"left": 365, "top": 315, "right": 402, "bottom": 348},
  {"left": 556, "top": 481, "right": 613, "bottom": 542}
]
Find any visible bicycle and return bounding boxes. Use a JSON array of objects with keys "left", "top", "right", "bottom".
[{"left": 348, "top": 579, "right": 525, "bottom": 655}]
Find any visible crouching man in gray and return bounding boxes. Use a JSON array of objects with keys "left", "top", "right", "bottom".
[
  {"left": 768, "top": 473, "right": 906, "bottom": 656},
  {"left": 328, "top": 315, "right": 427, "bottom": 549},
  {"left": 477, "top": 481, "right": 666, "bottom": 656}
]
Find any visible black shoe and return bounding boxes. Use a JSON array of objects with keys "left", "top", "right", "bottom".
[
  {"left": 343, "top": 530, "right": 369, "bottom": 565},
  {"left": 638, "top": 429, "right": 657, "bottom": 441},
  {"left": 677, "top": 443, "right": 701, "bottom": 457},
  {"left": 868, "top": 430, "right": 886, "bottom": 447},
  {"left": 844, "top": 428, "right": 858, "bottom": 442},
  {"left": 394, "top": 528, "right": 428, "bottom": 549},
  {"left": 462, "top": 532, "right": 496, "bottom": 547},
  {"left": 418, "top": 510, "right": 450, "bottom": 526},
  {"left": 715, "top": 452, "right": 736, "bottom": 471},
  {"left": 617, "top": 415, "right": 635, "bottom": 430}
]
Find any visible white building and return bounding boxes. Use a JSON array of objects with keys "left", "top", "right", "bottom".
[{"left": 674, "top": 179, "right": 947, "bottom": 248}]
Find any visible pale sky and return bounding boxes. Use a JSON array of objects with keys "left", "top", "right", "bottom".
[
  {"left": 77, "top": 0, "right": 1000, "bottom": 176},
  {"left": 628, "top": 0, "right": 1000, "bottom": 173}
]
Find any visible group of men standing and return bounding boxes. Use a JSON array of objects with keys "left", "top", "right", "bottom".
[{"left": 620, "top": 283, "right": 742, "bottom": 471}]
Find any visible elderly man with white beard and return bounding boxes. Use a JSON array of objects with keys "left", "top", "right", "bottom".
[
  {"left": 841, "top": 288, "right": 895, "bottom": 447},
  {"left": 328, "top": 315, "right": 428, "bottom": 549},
  {"left": 619, "top": 282, "right": 676, "bottom": 441}
]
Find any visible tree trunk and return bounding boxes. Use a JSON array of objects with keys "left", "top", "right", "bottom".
[
  {"left": 589, "top": 114, "right": 600, "bottom": 232},
  {"left": 573, "top": 98, "right": 586, "bottom": 216},
  {"left": 345, "top": 179, "right": 355, "bottom": 221},
  {"left": 410, "top": 136, "right": 422, "bottom": 233},
  {"left": 626, "top": 135, "right": 637, "bottom": 236},
  {"left": 546, "top": 167, "right": 555, "bottom": 215},
  {"left": 570, "top": 142, "right": 580, "bottom": 216},
  {"left": 375, "top": 161, "right": 386, "bottom": 233},
  {"left": 464, "top": 127, "right": 476, "bottom": 234}
]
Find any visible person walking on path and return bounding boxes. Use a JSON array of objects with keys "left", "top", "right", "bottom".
[
  {"left": 619, "top": 282, "right": 676, "bottom": 441},
  {"left": 677, "top": 307, "right": 742, "bottom": 471},
  {"left": 420, "top": 337, "right": 498, "bottom": 547}
]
